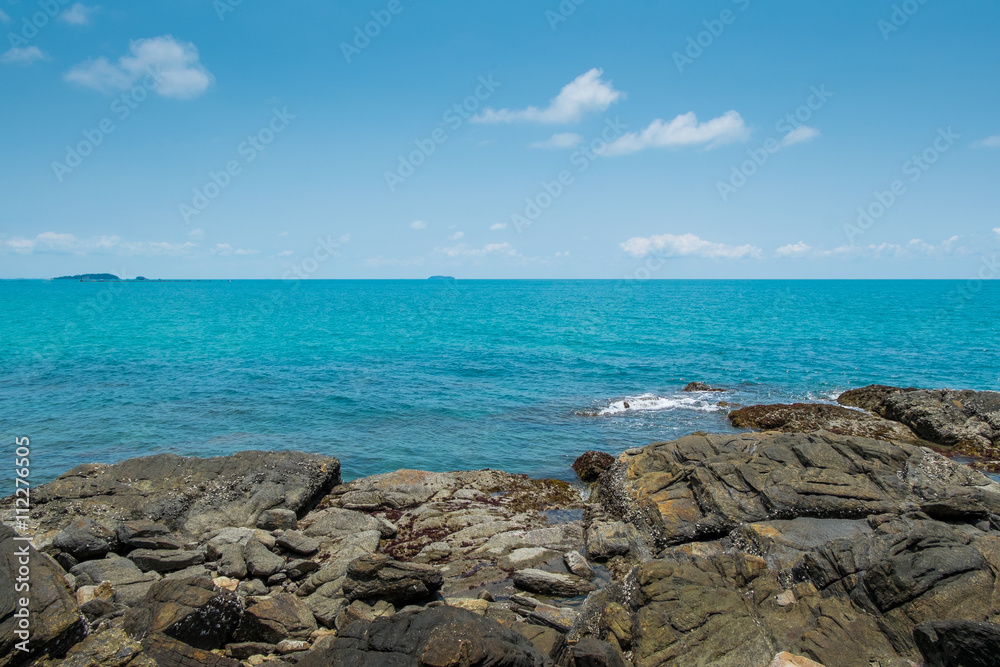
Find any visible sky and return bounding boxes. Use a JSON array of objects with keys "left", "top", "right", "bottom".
[{"left": 1, "top": 0, "right": 998, "bottom": 279}]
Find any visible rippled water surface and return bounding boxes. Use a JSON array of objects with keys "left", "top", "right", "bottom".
[{"left": 1, "top": 280, "right": 997, "bottom": 484}]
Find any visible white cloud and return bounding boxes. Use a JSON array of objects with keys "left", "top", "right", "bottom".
[
  {"left": 211, "top": 243, "right": 257, "bottom": 256},
  {"left": 490, "top": 223, "right": 507, "bottom": 231},
  {"left": 529, "top": 132, "right": 583, "bottom": 150},
  {"left": 620, "top": 233, "right": 762, "bottom": 260},
  {"left": 60, "top": 3, "right": 96, "bottom": 25},
  {"left": 972, "top": 135, "right": 1000, "bottom": 149},
  {"left": 410, "top": 220, "right": 427, "bottom": 230},
  {"left": 437, "top": 242, "right": 517, "bottom": 258},
  {"left": 1, "top": 47, "right": 49, "bottom": 65},
  {"left": 780, "top": 125, "right": 820, "bottom": 147},
  {"left": 775, "top": 242, "right": 813, "bottom": 258},
  {"left": 65, "top": 35, "right": 214, "bottom": 99},
  {"left": 449, "top": 231, "right": 464, "bottom": 240},
  {"left": 1, "top": 232, "right": 195, "bottom": 256},
  {"left": 813, "top": 237, "right": 969, "bottom": 260},
  {"left": 473, "top": 68, "right": 622, "bottom": 124},
  {"left": 277, "top": 250, "right": 293, "bottom": 257},
  {"left": 604, "top": 111, "right": 749, "bottom": 155},
  {"left": 994, "top": 227, "right": 1000, "bottom": 237}
]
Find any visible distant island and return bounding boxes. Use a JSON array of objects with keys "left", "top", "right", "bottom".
[
  {"left": 427, "top": 275, "right": 456, "bottom": 281},
  {"left": 53, "top": 274, "right": 150, "bottom": 281}
]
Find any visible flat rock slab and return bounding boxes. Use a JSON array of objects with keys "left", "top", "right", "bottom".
[
  {"left": 124, "top": 576, "right": 243, "bottom": 650},
  {"left": 342, "top": 553, "right": 443, "bottom": 605},
  {"left": 513, "top": 568, "right": 596, "bottom": 597},
  {"left": 0, "top": 450, "right": 340, "bottom": 545}
]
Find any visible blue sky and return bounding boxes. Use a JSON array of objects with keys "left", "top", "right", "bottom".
[{"left": 1, "top": 0, "right": 998, "bottom": 279}]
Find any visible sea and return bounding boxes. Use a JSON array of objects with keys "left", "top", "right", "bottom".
[{"left": 1, "top": 279, "right": 998, "bottom": 486}]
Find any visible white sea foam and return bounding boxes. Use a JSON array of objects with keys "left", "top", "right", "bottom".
[{"left": 591, "top": 393, "right": 726, "bottom": 416}]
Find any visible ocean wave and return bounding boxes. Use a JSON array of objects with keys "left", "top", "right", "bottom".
[{"left": 578, "top": 393, "right": 728, "bottom": 416}]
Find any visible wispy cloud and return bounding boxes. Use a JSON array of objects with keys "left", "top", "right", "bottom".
[
  {"left": 1, "top": 47, "right": 49, "bottom": 66},
  {"left": 211, "top": 243, "right": 257, "bottom": 256},
  {"left": 529, "top": 132, "right": 583, "bottom": 150},
  {"left": 490, "top": 223, "right": 507, "bottom": 231},
  {"left": 780, "top": 125, "right": 820, "bottom": 147},
  {"left": 775, "top": 236, "right": 970, "bottom": 260},
  {"left": 65, "top": 35, "right": 214, "bottom": 99},
  {"left": 437, "top": 242, "right": 518, "bottom": 258},
  {"left": 410, "top": 220, "right": 427, "bottom": 230},
  {"left": 775, "top": 241, "right": 813, "bottom": 258},
  {"left": 972, "top": 135, "right": 1000, "bottom": 149},
  {"left": 604, "top": 111, "right": 749, "bottom": 155},
  {"left": 473, "top": 68, "right": 621, "bottom": 124},
  {"left": 621, "top": 233, "right": 762, "bottom": 260},
  {"left": 1, "top": 232, "right": 196, "bottom": 256},
  {"left": 449, "top": 231, "right": 464, "bottom": 240},
  {"left": 59, "top": 3, "right": 96, "bottom": 25}
]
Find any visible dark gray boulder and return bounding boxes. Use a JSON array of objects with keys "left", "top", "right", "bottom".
[
  {"left": 914, "top": 620, "right": 1000, "bottom": 667},
  {"left": 342, "top": 553, "right": 443, "bottom": 605},
  {"left": 123, "top": 576, "right": 243, "bottom": 650},
  {"left": 52, "top": 518, "right": 118, "bottom": 561}
]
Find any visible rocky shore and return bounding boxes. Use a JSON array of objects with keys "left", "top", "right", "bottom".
[{"left": 2, "top": 385, "right": 999, "bottom": 667}]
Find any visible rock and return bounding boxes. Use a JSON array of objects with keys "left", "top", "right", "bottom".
[
  {"left": 286, "top": 558, "right": 321, "bottom": 580},
  {"left": 76, "top": 580, "right": 114, "bottom": 606},
  {"left": 769, "top": 653, "right": 827, "bottom": 667},
  {"left": 71, "top": 555, "right": 161, "bottom": 605},
  {"left": 301, "top": 507, "right": 388, "bottom": 539},
  {"left": 913, "top": 620, "right": 1000, "bottom": 667},
  {"left": 124, "top": 576, "right": 243, "bottom": 650},
  {"left": 80, "top": 598, "right": 116, "bottom": 622},
  {"left": 564, "top": 550, "right": 596, "bottom": 579},
  {"left": 304, "top": 590, "right": 347, "bottom": 628},
  {"left": 444, "top": 597, "right": 490, "bottom": 615},
  {"left": 573, "top": 451, "right": 617, "bottom": 482},
  {"left": 57, "top": 627, "right": 155, "bottom": 667},
  {"left": 600, "top": 601, "right": 632, "bottom": 650},
  {"left": 498, "top": 546, "right": 560, "bottom": 571},
  {"left": 527, "top": 603, "right": 579, "bottom": 633},
  {"left": 244, "top": 540, "right": 285, "bottom": 577},
  {"left": 214, "top": 576, "right": 240, "bottom": 592},
  {"left": 129, "top": 548, "right": 205, "bottom": 573},
  {"left": 276, "top": 639, "right": 310, "bottom": 654},
  {"left": 257, "top": 508, "right": 299, "bottom": 531},
  {"left": 837, "top": 384, "right": 917, "bottom": 412},
  {"left": 295, "top": 530, "right": 381, "bottom": 597},
  {"left": 728, "top": 402, "right": 921, "bottom": 443},
  {"left": 240, "top": 578, "right": 269, "bottom": 597},
  {"left": 0, "top": 450, "right": 340, "bottom": 545},
  {"left": 296, "top": 606, "right": 551, "bottom": 667},
  {"left": 235, "top": 593, "right": 318, "bottom": 643},
  {"left": 227, "top": 642, "right": 276, "bottom": 660},
  {"left": 511, "top": 622, "right": 570, "bottom": 664},
  {"left": 413, "top": 541, "right": 451, "bottom": 563},
  {"left": 216, "top": 543, "right": 248, "bottom": 578},
  {"left": 570, "top": 637, "right": 629, "bottom": 667},
  {"left": 0, "top": 525, "right": 85, "bottom": 665},
  {"left": 141, "top": 632, "right": 243, "bottom": 667},
  {"left": 586, "top": 521, "right": 638, "bottom": 560},
  {"left": 877, "top": 388, "right": 1000, "bottom": 459},
  {"left": 513, "top": 568, "right": 596, "bottom": 597},
  {"left": 596, "top": 430, "right": 1000, "bottom": 666},
  {"left": 276, "top": 531, "right": 320, "bottom": 556},
  {"left": 117, "top": 520, "right": 182, "bottom": 551},
  {"left": 342, "top": 553, "right": 443, "bottom": 605},
  {"left": 683, "top": 382, "right": 725, "bottom": 392},
  {"left": 52, "top": 517, "right": 118, "bottom": 561},
  {"left": 207, "top": 527, "right": 276, "bottom": 554}
]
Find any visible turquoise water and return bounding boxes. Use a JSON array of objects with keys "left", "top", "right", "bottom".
[{"left": 1, "top": 280, "right": 998, "bottom": 485}]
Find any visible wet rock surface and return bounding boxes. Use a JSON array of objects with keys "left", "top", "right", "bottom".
[{"left": 728, "top": 402, "right": 923, "bottom": 444}]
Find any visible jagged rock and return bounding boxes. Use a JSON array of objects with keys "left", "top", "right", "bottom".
[
  {"left": 913, "top": 620, "right": 1000, "bottom": 667},
  {"left": 0, "top": 451, "right": 340, "bottom": 546},
  {"left": 570, "top": 637, "right": 629, "bottom": 667},
  {"left": 596, "top": 431, "right": 1000, "bottom": 666},
  {"left": 276, "top": 639, "right": 311, "bottom": 654},
  {"left": 286, "top": 559, "right": 320, "bottom": 581},
  {"left": 728, "top": 402, "right": 921, "bottom": 443},
  {"left": 342, "top": 553, "right": 443, "bottom": 605},
  {"left": 71, "top": 555, "right": 161, "bottom": 605},
  {"left": 769, "top": 653, "right": 827, "bottom": 667},
  {"left": 216, "top": 543, "right": 247, "bottom": 579},
  {"left": 573, "top": 451, "right": 617, "bottom": 482},
  {"left": 117, "top": 520, "right": 182, "bottom": 551},
  {"left": 129, "top": 548, "right": 205, "bottom": 573},
  {"left": 498, "top": 547, "right": 560, "bottom": 571},
  {"left": 0, "top": 525, "right": 85, "bottom": 666},
  {"left": 877, "top": 388, "right": 1000, "bottom": 459},
  {"left": 239, "top": 578, "right": 268, "bottom": 597},
  {"left": 683, "top": 382, "right": 725, "bottom": 392},
  {"left": 837, "top": 384, "right": 917, "bottom": 412},
  {"left": 511, "top": 622, "right": 570, "bottom": 664},
  {"left": 528, "top": 603, "right": 580, "bottom": 633},
  {"left": 123, "top": 577, "right": 243, "bottom": 650},
  {"left": 444, "top": 597, "right": 490, "bottom": 615},
  {"left": 79, "top": 597, "right": 116, "bottom": 621},
  {"left": 141, "top": 632, "right": 243, "bottom": 667},
  {"left": 57, "top": 627, "right": 155, "bottom": 667},
  {"left": 586, "top": 521, "right": 639, "bottom": 560},
  {"left": 564, "top": 550, "right": 595, "bottom": 579},
  {"left": 300, "top": 507, "right": 388, "bottom": 539},
  {"left": 244, "top": 540, "right": 285, "bottom": 577},
  {"left": 235, "top": 593, "right": 317, "bottom": 643},
  {"left": 227, "top": 642, "right": 276, "bottom": 660},
  {"left": 257, "top": 508, "right": 298, "bottom": 531},
  {"left": 513, "top": 568, "right": 596, "bottom": 597},
  {"left": 52, "top": 518, "right": 118, "bottom": 561},
  {"left": 296, "top": 606, "right": 551, "bottom": 667},
  {"left": 304, "top": 589, "right": 347, "bottom": 628},
  {"left": 295, "top": 530, "right": 381, "bottom": 597},
  {"left": 76, "top": 580, "right": 114, "bottom": 606},
  {"left": 276, "top": 530, "right": 320, "bottom": 556}
]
